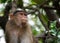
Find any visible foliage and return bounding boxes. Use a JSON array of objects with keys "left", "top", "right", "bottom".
[
  {"left": 0, "top": 0, "right": 6, "bottom": 3},
  {"left": 30, "top": 0, "right": 45, "bottom": 4},
  {"left": 49, "top": 21, "right": 60, "bottom": 43}
]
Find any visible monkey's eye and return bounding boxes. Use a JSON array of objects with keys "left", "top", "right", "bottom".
[
  {"left": 19, "top": 13, "right": 27, "bottom": 16},
  {"left": 24, "top": 13, "right": 28, "bottom": 16},
  {"left": 15, "top": 12, "right": 28, "bottom": 16}
]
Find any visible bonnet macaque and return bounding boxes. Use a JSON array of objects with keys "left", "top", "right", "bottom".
[{"left": 5, "top": 8, "right": 37, "bottom": 43}]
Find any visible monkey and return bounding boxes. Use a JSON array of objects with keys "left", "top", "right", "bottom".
[{"left": 5, "top": 8, "right": 38, "bottom": 43}]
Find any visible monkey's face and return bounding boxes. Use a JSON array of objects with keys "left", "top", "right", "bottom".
[{"left": 14, "top": 12, "right": 28, "bottom": 26}]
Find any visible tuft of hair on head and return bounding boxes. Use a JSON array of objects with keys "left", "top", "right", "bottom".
[{"left": 16, "top": 8, "right": 24, "bottom": 11}]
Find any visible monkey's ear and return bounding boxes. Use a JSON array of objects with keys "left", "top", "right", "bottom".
[{"left": 8, "top": 13, "right": 14, "bottom": 20}]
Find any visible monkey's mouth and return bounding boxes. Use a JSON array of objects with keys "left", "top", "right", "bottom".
[
  {"left": 21, "top": 20, "right": 27, "bottom": 24},
  {"left": 21, "top": 20, "right": 28, "bottom": 28},
  {"left": 21, "top": 18, "right": 27, "bottom": 23}
]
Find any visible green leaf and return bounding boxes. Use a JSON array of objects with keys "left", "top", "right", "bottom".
[
  {"left": 30, "top": 0, "right": 45, "bottom": 4},
  {"left": 50, "top": 21, "right": 56, "bottom": 29},
  {"left": 0, "top": 0, "right": 7, "bottom": 3},
  {"left": 17, "top": 0, "right": 23, "bottom": 8},
  {"left": 32, "top": 29, "right": 38, "bottom": 35}
]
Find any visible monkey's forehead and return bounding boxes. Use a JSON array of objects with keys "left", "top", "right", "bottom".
[{"left": 13, "top": 10, "right": 27, "bottom": 15}]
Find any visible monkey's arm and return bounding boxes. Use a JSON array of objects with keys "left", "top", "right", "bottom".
[{"left": 5, "top": 21, "right": 19, "bottom": 43}]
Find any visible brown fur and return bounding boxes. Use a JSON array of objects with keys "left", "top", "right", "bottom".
[{"left": 5, "top": 20, "right": 34, "bottom": 43}]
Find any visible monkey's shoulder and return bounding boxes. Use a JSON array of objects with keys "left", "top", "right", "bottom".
[{"left": 6, "top": 20, "right": 16, "bottom": 31}]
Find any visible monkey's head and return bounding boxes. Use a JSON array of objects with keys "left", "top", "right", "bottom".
[{"left": 10, "top": 8, "right": 28, "bottom": 26}]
